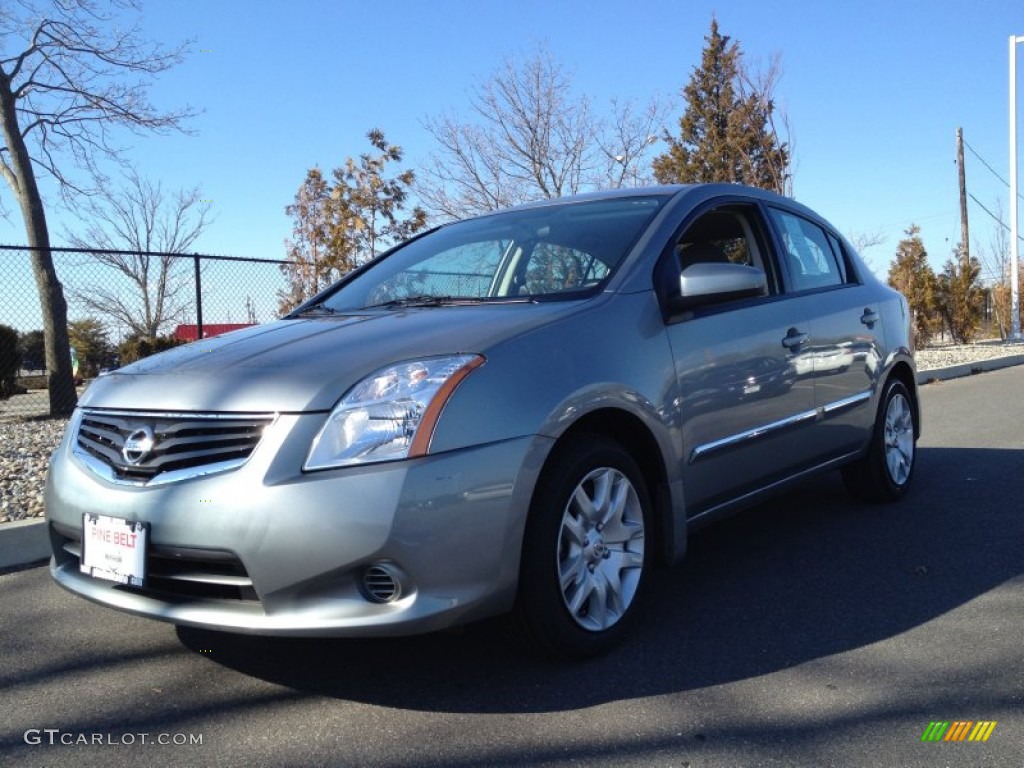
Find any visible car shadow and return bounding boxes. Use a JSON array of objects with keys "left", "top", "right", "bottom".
[{"left": 176, "top": 445, "right": 1023, "bottom": 714}]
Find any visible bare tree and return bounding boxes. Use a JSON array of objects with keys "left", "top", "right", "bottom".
[
  {"left": 65, "top": 170, "right": 212, "bottom": 340},
  {"left": 975, "top": 199, "right": 1020, "bottom": 338},
  {"left": 735, "top": 51, "right": 794, "bottom": 197},
  {"left": 595, "top": 98, "right": 666, "bottom": 189},
  {"left": 0, "top": 0, "right": 194, "bottom": 415},
  {"left": 419, "top": 44, "right": 664, "bottom": 221},
  {"left": 848, "top": 231, "right": 886, "bottom": 252},
  {"left": 980, "top": 199, "right": 1011, "bottom": 284},
  {"left": 846, "top": 230, "right": 886, "bottom": 273}
]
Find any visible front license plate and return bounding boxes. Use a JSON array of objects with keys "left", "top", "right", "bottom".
[{"left": 80, "top": 514, "right": 148, "bottom": 586}]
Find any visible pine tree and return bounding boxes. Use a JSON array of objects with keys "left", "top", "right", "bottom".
[
  {"left": 279, "top": 168, "right": 334, "bottom": 314},
  {"left": 887, "top": 225, "right": 939, "bottom": 347},
  {"left": 936, "top": 245, "right": 984, "bottom": 344},
  {"left": 67, "top": 318, "right": 112, "bottom": 379},
  {"left": 653, "top": 18, "right": 789, "bottom": 193}
]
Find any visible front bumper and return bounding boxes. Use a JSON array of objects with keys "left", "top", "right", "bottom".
[{"left": 46, "top": 412, "right": 548, "bottom": 636}]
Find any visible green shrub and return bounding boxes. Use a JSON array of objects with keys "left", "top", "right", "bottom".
[
  {"left": 117, "top": 333, "right": 185, "bottom": 365},
  {"left": 0, "top": 324, "right": 19, "bottom": 399}
]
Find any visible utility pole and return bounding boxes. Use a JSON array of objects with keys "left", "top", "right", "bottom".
[{"left": 956, "top": 127, "right": 970, "bottom": 259}]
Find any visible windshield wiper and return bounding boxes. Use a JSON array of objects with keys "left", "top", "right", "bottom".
[
  {"left": 294, "top": 302, "right": 337, "bottom": 316},
  {"left": 363, "top": 295, "right": 464, "bottom": 309},
  {"left": 362, "top": 295, "right": 537, "bottom": 309}
]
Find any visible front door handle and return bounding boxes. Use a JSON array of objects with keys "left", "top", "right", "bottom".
[
  {"left": 861, "top": 308, "right": 879, "bottom": 327},
  {"left": 782, "top": 328, "right": 809, "bottom": 350}
]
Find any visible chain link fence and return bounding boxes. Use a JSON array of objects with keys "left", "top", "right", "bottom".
[{"left": 0, "top": 245, "right": 290, "bottom": 419}]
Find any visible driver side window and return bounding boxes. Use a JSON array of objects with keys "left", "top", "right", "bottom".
[{"left": 676, "top": 207, "right": 771, "bottom": 295}]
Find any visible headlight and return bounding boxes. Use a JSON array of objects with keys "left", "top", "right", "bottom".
[{"left": 304, "top": 354, "right": 485, "bottom": 470}]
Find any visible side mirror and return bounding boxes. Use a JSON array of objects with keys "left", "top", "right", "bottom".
[{"left": 670, "top": 262, "right": 767, "bottom": 314}]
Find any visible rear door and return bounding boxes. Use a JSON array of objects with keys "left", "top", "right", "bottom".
[{"left": 765, "top": 206, "right": 883, "bottom": 459}]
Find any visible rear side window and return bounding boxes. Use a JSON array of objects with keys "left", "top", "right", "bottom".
[{"left": 768, "top": 208, "right": 847, "bottom": 292}]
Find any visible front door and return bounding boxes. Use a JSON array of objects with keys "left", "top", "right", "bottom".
[{"left": 663, "top": 204, "right": 817, "bottom": 514}]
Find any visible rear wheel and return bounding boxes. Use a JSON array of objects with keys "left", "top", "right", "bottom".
[
  {"left": 514, "top": 435, "right": 652, "bottom": 658},
  {"left": 842, "top": 379, "right": 917, "bottom": 502}
]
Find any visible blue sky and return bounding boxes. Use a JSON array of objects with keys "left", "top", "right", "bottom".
[{"left": 2, "top": 0, "right": 1023, "bottom": 286}]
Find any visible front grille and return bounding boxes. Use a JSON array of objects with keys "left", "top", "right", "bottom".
[
  {"left": 75, "top": 410, "right": 274, "bottom": 484},
  {"left": 55, "top": 525, "right": 259, "bottom": 603}
]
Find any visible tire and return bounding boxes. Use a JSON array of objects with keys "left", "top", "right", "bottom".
[
  {"left": 513, "top": 435, "right": 653, "bottom": 658},
  {"left": 842, "top": 379, "right": 917, "bottom": 502}
]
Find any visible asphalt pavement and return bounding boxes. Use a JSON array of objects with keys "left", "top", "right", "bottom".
[{"left": 0, "top": 366, "right": 1021, "bottom": 767}]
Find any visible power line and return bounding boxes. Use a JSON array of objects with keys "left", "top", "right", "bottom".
[
  {"left": 962, "top": 137, "right": 1024, "bottom": 202},
  {"left": 967, "top": 191, "right": 1024, "bottom": 243}
]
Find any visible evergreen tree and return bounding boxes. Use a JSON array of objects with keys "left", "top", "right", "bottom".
[
  {"left": 887, "top": 225, "right": 939, "bottom": 348},
  {"left": 936, "top": 246, "right": 985, "bottom": 344},
  {"left": 17, "top": 330, "right": 45, "bottom": 372},
  {"left": 653, "top": 18, "right": 789, "bottom": 194},
  {"left": 67, "top": 318, "right": 113, "bottom": 378},
  {"left": 280, "top": 168, "right": 334, "bottom": 314},
  {"left": 0, "top": 324, "right": 18, "bottom": 399}
]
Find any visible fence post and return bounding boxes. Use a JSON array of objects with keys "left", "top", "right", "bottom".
[{"left": 193, "top": 254, "right": 204, "bottom": 340}]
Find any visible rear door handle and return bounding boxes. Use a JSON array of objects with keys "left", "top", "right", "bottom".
[
  {"left": 782, "top": 328, "right": 808, "bottom": 350},
  {"left": 860, "top": 308, "right": 879, "bottom": 327}
]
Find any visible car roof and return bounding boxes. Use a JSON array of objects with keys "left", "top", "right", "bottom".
[{"left": 479, "top": 183, "right": 823, "bottom": 223}]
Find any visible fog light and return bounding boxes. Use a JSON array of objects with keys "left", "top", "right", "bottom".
[{"left": 361, "top": 564, "right": 402, "bottom": 603}]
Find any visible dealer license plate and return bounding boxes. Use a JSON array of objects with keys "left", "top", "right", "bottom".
[{"left": 80, "top": 514, "right": 148, "bottom": 586}]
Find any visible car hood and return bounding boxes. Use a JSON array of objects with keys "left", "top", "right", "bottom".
[{"left": 81, "top": 303, "right": 575, "bottom": 413}]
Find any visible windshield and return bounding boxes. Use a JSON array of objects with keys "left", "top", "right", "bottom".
[{"left": 309, "top": 196, "right": 667, "bottom": 312}]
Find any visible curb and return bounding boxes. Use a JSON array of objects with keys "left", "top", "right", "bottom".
[
  {"left": 2, "top": 355, "right": 1023, "bottom": 574},
  {"left": 916, "top": 353, "right": 1024, "bottom": 385},
  {"left": 0, "top": 517, "right": 49, "bottom": 572}
]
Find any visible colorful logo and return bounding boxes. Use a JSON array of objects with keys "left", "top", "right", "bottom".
[{"left": 921, "top": 721, "right": 997, "bottom": 742}]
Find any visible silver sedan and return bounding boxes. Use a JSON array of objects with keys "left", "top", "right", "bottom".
[{"left": 45, "top": 184, "right": 918, "bottom": 657}]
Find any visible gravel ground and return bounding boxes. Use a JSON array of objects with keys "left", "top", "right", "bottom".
[
  {"left": 915, "top": 340, "right": 1024, "bottom": 370},
  {"left": 0, "top": 418, "right": 66, "bottom": 523},
  {"left": 2, "top": 341, "right": 1023, "bottom": 524}
]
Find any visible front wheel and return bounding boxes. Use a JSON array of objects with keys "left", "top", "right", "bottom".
[
  {"left": 513, "top": 435, "right": 652, "bottom": 658},
  {"left": 842, "top": 379, "right": 917, "bottom": 502}
]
